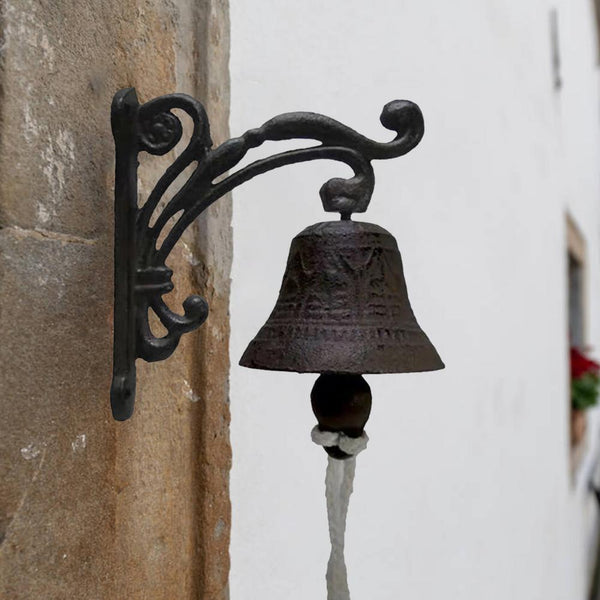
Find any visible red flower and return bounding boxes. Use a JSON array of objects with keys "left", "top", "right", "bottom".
[{"left": 571, "top": 347, "right": 600, "bottom": 379}]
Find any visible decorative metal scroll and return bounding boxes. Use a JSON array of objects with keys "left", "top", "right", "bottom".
[{"left": 110, "top": 87, "right": 424, "bottom": 420}]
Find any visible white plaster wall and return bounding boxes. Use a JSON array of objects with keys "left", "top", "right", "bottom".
[{"left": 229, "top": 1, "right": 600, "bottom": 598}]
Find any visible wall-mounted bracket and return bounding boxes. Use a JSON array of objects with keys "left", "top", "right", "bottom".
[{"left": 110, "top": 87, "right": 424, "bottom": 420}]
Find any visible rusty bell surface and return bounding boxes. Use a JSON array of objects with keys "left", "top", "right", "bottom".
[{"left": 239, "top": 220, "right": 444, "bottom": 374}]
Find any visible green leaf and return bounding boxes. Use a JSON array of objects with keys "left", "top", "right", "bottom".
[{"left": 572, "top": 373, "right": 600, "bottom": 410}]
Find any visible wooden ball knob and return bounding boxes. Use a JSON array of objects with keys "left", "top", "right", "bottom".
[{"left": 311, "top": 374, "right": 372, "bottom": 458}]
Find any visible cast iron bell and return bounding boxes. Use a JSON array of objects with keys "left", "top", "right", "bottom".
[
  {"left": 240, "top": 220, "right": 444, "bottom": 374},
  {"left": 240, "top": 219, "right": 443, "bottom": 457}
]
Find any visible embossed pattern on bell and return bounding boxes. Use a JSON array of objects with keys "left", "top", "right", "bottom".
[{"left": 239, "top": 220, "right": 444, "bottom": 373}]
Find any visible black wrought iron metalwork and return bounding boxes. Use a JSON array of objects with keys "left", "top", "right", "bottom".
[{"left": 110, "top": 87, "right": 425, "bottom": 420}]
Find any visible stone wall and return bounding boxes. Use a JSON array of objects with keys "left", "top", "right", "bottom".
[{"left": 0, "top": 1, "right": 231, "bottom": 598}]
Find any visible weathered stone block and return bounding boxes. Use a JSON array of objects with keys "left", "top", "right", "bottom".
[{"left": 0, "top": 1, "right": 231, "bottom": 598}]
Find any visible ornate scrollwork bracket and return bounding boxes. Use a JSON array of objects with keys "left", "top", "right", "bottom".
[{"left": 110, "top": 87, "right": 424, "bottom": 420}]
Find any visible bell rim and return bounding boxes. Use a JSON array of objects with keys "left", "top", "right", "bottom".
[
  {"left": 239, "top": 332, "right": 445, "bottom": 374},
  {"left": 238, "top": 358, "right": 445, "bottom": 374}
]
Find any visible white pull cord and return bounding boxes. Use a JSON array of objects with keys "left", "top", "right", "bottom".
[
  {"left": 312, "top": 427, "right": 369, "bottom": 600},
  {"left": 325, "top": 455, "right": 355, "bottom": 600}
]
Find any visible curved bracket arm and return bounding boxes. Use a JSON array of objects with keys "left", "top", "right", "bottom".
[{"left": 110, "top": 87, "right": 424, "bottom": 420}]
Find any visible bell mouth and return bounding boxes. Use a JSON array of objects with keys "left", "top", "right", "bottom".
[
  {"left": 239, "top": 327, "right": 444, "bottom": 374},
  {"left": 239, "top": 219, "right": 444, "bottom": 375}
]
